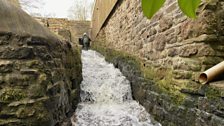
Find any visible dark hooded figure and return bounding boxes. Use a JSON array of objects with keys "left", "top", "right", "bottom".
[{"left": 82, "top": 33, "right": 91, "bottom": 50}]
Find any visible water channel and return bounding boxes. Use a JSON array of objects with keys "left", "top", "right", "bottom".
[{"left": 72, "top": 50, "right": 161, "bottom": 126}]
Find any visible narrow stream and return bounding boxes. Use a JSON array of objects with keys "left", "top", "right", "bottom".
[{"left": 72, "top": 50, "right": 161, "bottom": 126}]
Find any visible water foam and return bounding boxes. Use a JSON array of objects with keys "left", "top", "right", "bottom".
[{"left": 72, "top": 50, "right": 161, "bottom": 126}]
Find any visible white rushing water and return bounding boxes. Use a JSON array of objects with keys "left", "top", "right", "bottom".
[{"left": 72, "top": 50, "right": 161, "bottom": 126}]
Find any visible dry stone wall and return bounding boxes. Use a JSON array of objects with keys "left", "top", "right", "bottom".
[
  {"left": 0, "top": 1, "right": 82, "bottom": 125},
  {"left": 35, "top": 18, "right": 69, "bottom": 34},
  {"left": 0, "top": 34, "right": 82, "bottom": 126},
  {"left": 93, "top": 0, "right": 224, "bottom": 125},
  {"left": 95, "top": 0, "right": 224, "bottom": 86},
  {"left": 68, "top": 21, "right": 91, "bottom": 44},
  {"left": 35, "top": 17, "right": 91, "bottom": 45}
]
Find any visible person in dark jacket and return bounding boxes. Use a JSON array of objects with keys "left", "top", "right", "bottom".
[{"left": 81, "top": 33, "right": 91, "bottom": 50}]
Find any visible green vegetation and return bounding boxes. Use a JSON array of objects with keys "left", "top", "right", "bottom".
[
  {"left": 0, "top": 88, "right": 27, "bottom": 102},
  {"left": 205, "top": 86, "right": 222, "bottom": 99},
  {"left": 142, "top": 0, "right": 201, "bottom": 19},
  {"left": 142, "top": 65, "right": 187, "bottom": 105},
  {"left": 93, "top": 40, "right": 224, "bottom": 104},
  {"left": 92, "top": 43, "right": 187, "bottom": 105}
]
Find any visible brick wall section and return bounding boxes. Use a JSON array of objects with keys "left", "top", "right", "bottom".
[{"left": 95, "top": 0, "right": 224, "bottom": 85}]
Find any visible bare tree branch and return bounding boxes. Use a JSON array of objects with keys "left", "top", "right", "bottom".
[
  {"left": 68, "top": 3, "right": 87, "bottom": 20},
  {"left": 68, "top": 0, "right": 94, "bottom": 20}
]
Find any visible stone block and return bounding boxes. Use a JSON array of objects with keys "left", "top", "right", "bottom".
[
  {"left": 27, "top": 37, "right": 48, "bottom": 46},
  {"left": 20, "top": 69, "right": 39, "bottom": 75},
  {"left": 210, "top": 115, "right": 224, "bottom": 126},
  {"left": 0, "top": 61, "right": 13, "bottom": 73},
  {"left": 47, "top": 81, "right": 62, "bottom": 96},
  {"left": 33, "top": 46, "right": 52, "bottom": 60},
  {"left": 4, "top": 73, "right": 37, "bottom": 86},
  {"left": 167, "top": 48, "right": 178, "bottom": 57},
  {"left": 179, "top": 45, "right": 198, "bottom": 57},
  {"left": 1, "top": 47, "right": 34, "bottom": 59},
  {"left": 197, "top": 44, "right": 216, "bottom": 56},
  {"left": 159, "top": 17, "right": 173, "bottom": 32},
  {"left": 173, "top": 70, "right": 192, "bottom": 79},
  {"left": 153, "top": 34, "right": 166, "bottom": 51}
]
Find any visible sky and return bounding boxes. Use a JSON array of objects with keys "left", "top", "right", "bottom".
[{"left": 20, "top": 0, "right": 95, "bottom": 20}]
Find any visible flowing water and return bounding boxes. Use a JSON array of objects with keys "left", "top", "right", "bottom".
[{"left": 72, "top": 50, "right": 161, "bottom": 126}]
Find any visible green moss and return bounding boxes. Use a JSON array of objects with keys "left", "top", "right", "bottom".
[
  {"left": 22, "top": 102, "right": 52, "bottom": 126},
  {"left": 0, "top": 119, "right": 21, "bottom": 125},
  {"left": 142, "top": 66, "right": 157, "bottom": 80},
  {"left": 1, "top": 100, "right": 52, "bottom": 125},
  {"left": 72, "top": 45, "right": 82, "bottom": 75},
  {"left": 186, "top": 72, "right": 192, "bottom": 79},
  {"left": 34, "top": 102, "right": 51, "bottom": 120},
  {"left": 0, "top": 88, "right": 27, "bottom": 102},
  {"left": 92, "top": 43, "right": 141, "bottom": 64},
  {"left": 25, "top": 60, "right": 42, "bottom": 68},
  {"left": 92, "top": 43, "right": 187, "bottom": 105},
  {"left": 205, "top": 86, "right": 221, "bottom": 99},
  {"left": 153, "top": 69, "right": 186, "bottom": 105},
  {"left": 28, "top": 84, "right": 46, "bottom": 99},
  {"left": 16, "top": 106, "right": 35, "bottom": 118}
]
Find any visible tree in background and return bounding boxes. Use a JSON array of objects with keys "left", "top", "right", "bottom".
[
  {"left": 68, "top": 0, "right": 95, "bottom": 20},
  {"left": 68, "top": 3, "right": 87, "bottom": 20}
]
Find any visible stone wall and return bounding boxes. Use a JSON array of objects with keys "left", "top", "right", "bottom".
[
  {"left": 103, "top": 50, "right": 224, "bottom": 126},
  {"left": 35, "top": 17, "right": 91, "bottom": 45},
  {"left": 35, "top": 18, "right": 69, "bottom": 34},
  {"left": 93, "top": 0, "right": 224, "bottom": 125},
  {"left": 95, "top": 0, "right": 224, "bottom": 88},
  {"left": 69, "top": 21, "right": 91, "bottom": 43},
  {"left": 0, "top": 1, "right": 82, "bottom": 125}
]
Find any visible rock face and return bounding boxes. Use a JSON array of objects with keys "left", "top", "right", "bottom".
[
  {"left": 92, "top": 0, "right": 224, "bottom": 125},
  {"left": 0, "top": 1, "right": 82, "bottom": 125}
]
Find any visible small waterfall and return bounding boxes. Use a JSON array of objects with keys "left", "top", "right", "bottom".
[{"left": 72, "top": 50, "right": 161, "bottom": 126}]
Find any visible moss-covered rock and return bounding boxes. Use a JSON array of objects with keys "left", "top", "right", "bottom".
[
  {"left": 0, "top": 1, "right": 82, "bottom": 125},
  {"left": 0, "top": 88, "right": 27, "bottom": 102},
  {"left": 92, "top": 42, "right": 224, "bottom": 126}
]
